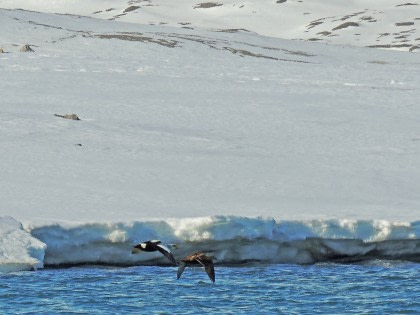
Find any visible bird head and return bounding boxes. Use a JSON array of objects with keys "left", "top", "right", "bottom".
[{"left": 131, "top": 242, "right": 146, "bottom": 254}]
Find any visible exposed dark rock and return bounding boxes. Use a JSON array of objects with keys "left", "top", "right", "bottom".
[
  {"left": 276, "top": 0, "right": 287, "bottom": 3},
  {"left": 194, "top": 2, "right": 223, "bottom": 9},
  {"left": 223, "top": 47, "right": 311, "bottom": 63},
  {"left": 368, "top": 60, "right": 388, "bottom": 64},
  {"left": 332, "top": 22, "right": 359, "bottom": 31},
  {"left": 307, "top": 21, "right": 323, "bottom": 29},
  {"left": 54, "top": 114, "right": 81, "bottom": 120},
  {"left": 396, "top": 3, "right": 419, "bottom": 7},
  {"left": 96, "top": 33, "right": 178, "bottom": 48},
  {"left": 367, "top": 43, "right": 412, "bottom": 48},
  {"left": 217, "top": 28, "right": 250, "bottom": 33},
  {"left": 395, "top": 22, "right": 415, "bottom": 26},
  {"left": 409, "top": 45, "right": 419, "bottom": 52},
  {"left": 124, "top": 6, "right": 140, "bottom": 13},
  {"left": 282, "top": 49, "right": 316, "bottom": 57},
  {"left": 360, "top": 16, "right": 374, "bottom": 21}
]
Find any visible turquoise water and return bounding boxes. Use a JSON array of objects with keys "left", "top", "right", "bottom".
[{"left": 1, "top": 262, "right": 419, "bottom": 314}]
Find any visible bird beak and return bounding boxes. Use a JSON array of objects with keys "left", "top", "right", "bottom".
[{"left": 131, "top": 247, "right": 141, "bottom": 254}]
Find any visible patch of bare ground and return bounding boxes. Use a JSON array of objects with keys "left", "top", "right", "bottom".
[
  {"left": 317, "top": 31, "right": 331, "bottom": 36},
  {"left": 395, "top": 22, "right": 415, "bottom": 26},
  {"left": 124, "top": 6, "right": 140, "bottom": 13},
  {"left": 409, "top": 45, "right": 419, "bottom": 51},
  {"left": 282, "top": 49, "right": 315, "bottom": 57},
  {"left": 400, "top": 29, "right": 416, "bottom": 33},
  {"left": 276, "top": 0, "right": 287, "bottom": 3},
  {"left": 217, "top": 29, "right": 250, "bottom": 33},
  {"left": 307, "top": 21, "right": 323, "bottom": 29},
  {"left": 194, "top": 2, "right": 222, "bottom": 9},
  {"left": 161, "top": 34, "right": 313, "bottom": 63},
  {"left": 360, "top": 16, "right": 377, "bottom": 22},
  {"left": 165, "top": 33, "right": 219, "bottom": 49},
  {"left": 377, "top": 33, "right": 390, "bottom": 40},
  {"left": 96, "top": 33, "right": 178, "bottom": 48},
  {"left": 307, "top": 38, "right": 322, "bottom": 41},
  {"left": 55, "top": 114, "right": 80, "bottom": 120},
  {"left": 109, "top": 13, "right": 127, "bottom": 20},
  {"left": 360, "top": 16, "right": 373, "bottom": 21},
  {"left": 231, "top": 41, "right": 315, "bottom": 57},
  {"left": 367, "top": 43, "right": 412, "bottom": 48},
  {"left": 396, "top": 3, "right": 419, "bottom": 6},
  {"left": 368, "top": 60, "right": 389, "bottom": 64},
  {"left": 223, "top": 47, "right": 310, "bottom": 63},
  {"left": 332, "top": 22, "right": 359, "bottom": 31},
  {"left": 25, "top": 20, "right": 92, "bottom": 39},
  {"left": 333, "top": 11, "right": 366, "bottom": 22}
]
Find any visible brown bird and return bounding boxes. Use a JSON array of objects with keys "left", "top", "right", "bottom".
[
  {"left": 132, "top": 240, "right": 177, "bottom": 266},
  {"left": 177, "top": 252, "right": 215, "bottom": 283}
]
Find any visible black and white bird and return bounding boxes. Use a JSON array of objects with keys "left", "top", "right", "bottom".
[
  {"left": 132, "top": 240, "right": 177, "bottom": 266},
  {"left": 177, "top": 252, "right": 215, "bottom": 283}
]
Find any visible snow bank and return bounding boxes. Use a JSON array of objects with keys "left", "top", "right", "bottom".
[
  {"left": 0, "top": 217, "right": 46, "bottom": 272},
  {"left": 1, "top": 216, "right": 418, "bottom": 270},
  {"left": 25, "top": 216, "right": 420, "bottom": 266}
]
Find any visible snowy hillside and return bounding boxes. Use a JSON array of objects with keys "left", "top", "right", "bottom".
[
  {"left": 0, "top": 1, "right": 419, "bottom": 271},
  {"left": 1, "top": 6, "right": 419, "bottom": 222},
  {"left": 1, "top": 0, "right": 419, "bottom": 51}
]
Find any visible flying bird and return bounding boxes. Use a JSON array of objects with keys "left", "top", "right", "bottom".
[
  {"left": 177, "top": 252, "right": 215, "bottom": 283},
  {"left": 132, "top": 240, "right": 177, "bottom": 266}
]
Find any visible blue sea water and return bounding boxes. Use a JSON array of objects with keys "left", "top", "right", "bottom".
[{"left": 1, "top": 262, "right": 419, "bottom": 314}]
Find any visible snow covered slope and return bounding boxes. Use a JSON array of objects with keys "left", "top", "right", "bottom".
[
  {"left": 0, "top": 3, "right": 419, "bottom": 271},
  {"left": 1, "top": 0, "right": 419, "bottom": 51},
  {"left": 1, "top": 8, "right": 419, "bottom": 223}
]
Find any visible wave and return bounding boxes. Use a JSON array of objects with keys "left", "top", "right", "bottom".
[{"left": 1, "top": 216, "right": 419, "bottom": 272}]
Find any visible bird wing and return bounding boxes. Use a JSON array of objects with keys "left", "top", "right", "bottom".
[
  {"left": 196, "top": 258, "right": 215, "bottom": 283},
  {"left": 155, "top": 244, "right": 177, "bottom": 266},
  {"left": 177, "top": 261, "right": 187, "bottom": 279},
  {"left": 204, "top": 262, "right": 215, "bottom": 283}
]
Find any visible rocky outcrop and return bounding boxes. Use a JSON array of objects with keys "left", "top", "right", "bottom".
[
  {"left": 194, "top": 2, "right": 223, "bottom": 9},
  {"left": 332, "top": 22, "right": 359, "bottom": 31},
  {"left": 409, "top": 45, "right": 419, "bottom": 52},
  {"left": 54, "top": 114, "right": 81, "bottom": 120}
]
